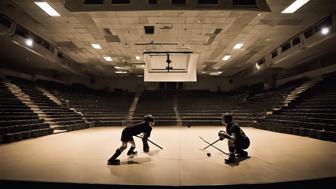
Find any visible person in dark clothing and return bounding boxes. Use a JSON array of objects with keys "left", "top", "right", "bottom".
[
  {"left": 107, "top": 114, "right": 155, "bottom": 165},
  {"left": 218, "top": 113, "right": 250, "bottom": 164}
]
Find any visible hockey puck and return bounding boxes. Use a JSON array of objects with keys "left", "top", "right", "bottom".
[
  {"left": 207, "top": 153, "right": 211, "bottom": 157},
  {"left": 187, "top": 125, "right": 191, "bottom": 128}
]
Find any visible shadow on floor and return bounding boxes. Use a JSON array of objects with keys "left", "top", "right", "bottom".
[
  {"left": 107, "top": 157, "right": 152, "bottom": 176},
  {"left": 226, "top": 156, "right": 251, "bottom": 167},
  {"left": 108, "top": 157, "right": 152, "bottom": 167},
  {"left": 145, "top": 149, "right": 161, "bottom": 156}
]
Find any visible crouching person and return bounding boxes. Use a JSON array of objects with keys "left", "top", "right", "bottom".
[
  {"left": 218, "top": 113, "right": 250, "bottom": 164},
  {"left": 107, "top": 114, "right": 155, "bottom": 165}
]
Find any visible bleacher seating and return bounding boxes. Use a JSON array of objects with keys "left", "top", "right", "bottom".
[
  {"left": 256, "top": 75, "right": 336, "bottom": 142},
  {"left": 0, "top": 80, "right": 51, "bottom": 144},
  {"left": 1, "top": 74, "right": 335, "bottom": 143},
  {"left": 133, "top": 91, "right": 176, "bottom": 126},
  {"left": 10, "top": 78, "right": 90, "bottom": 131},
  {"left": 237, "top": 80, "right": 304, "bottom": 121},
  {"left": 177, "top": 80, "right": 303, "bottom": 126},
  {"left": 178, "top": 90, "right": 244, "bottom": 126},
  {"left": 43, "top": 81, "right": 134, "bottom": 126}
]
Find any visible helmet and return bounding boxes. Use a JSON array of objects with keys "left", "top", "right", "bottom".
[
  {"left": 222, "top": 113, "right": 233, "bottom": 124},
  {"left": 144, "top": 114, "right": 155, "bottom": 123}
]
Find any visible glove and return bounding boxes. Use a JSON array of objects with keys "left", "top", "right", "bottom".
[{"left": 218, "top": 130, "right": 229, "bottom": 140}]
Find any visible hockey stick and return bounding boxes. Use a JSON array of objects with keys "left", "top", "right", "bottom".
[
  {"left": 135, "top": 135, "right": 163, "bottom": 149},
  {"left": 199, "top": 136, "right": 229, "bottom": 156},
  {"left": 202, "top": 138, "right": 221, "bottom": 150}
]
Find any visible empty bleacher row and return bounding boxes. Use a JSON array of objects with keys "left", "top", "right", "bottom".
[
  {"left": 132, "top": 91, "right": 176, "bottom": 126},
  {"left": 42, "top": 81, "right": 134, "bottom": 126},
  {"left": 177, "top": 90, "right": 244, "bottom": 126},
  {"left": 0, "top": 80, "right": 51, "bottom": 144},
  {"left": 177, "top": 79, "right": 305, "bottom": 126},
  {"left": 9, "top": 78, "right": 90, "bottom": 132},
  {"left": 238, "top": 80, "right": 305, "bottom": 118},
  {"left": 255, "top": 75, "right": 336, "bottom": 142}
]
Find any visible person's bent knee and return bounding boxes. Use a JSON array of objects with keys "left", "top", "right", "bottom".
[
  {"left": 119, "top": 143, "right": 127, "bottom": 151},
  {"left": 119, "top": 146, "right": 127, "bottom": 151},
  {"left": 228, "top": 140, "right": 235, "bottom": 147},
  {"left": 129, "top": 141, "right": 136, "bottom": 148}
]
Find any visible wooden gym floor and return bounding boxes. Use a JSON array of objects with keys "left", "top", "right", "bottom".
[{"left": 0, "top": 126, "right": 335, "bottom": 187}]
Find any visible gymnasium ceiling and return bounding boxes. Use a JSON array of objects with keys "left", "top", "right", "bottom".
[{"left": 0, "top": 0, "right": 336, "bottom": 78}]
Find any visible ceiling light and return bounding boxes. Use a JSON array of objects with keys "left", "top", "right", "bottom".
[
  {"left": 114, "top": 66, "right": 128, "bottom": 70},
  {"left": 256, "top": 63, "right": 260, "bottom": 70},
  {"left": 135, "top": 55, "right": 141, "bottom": 60},
  {"left": 91, "top": 43, "right": 102, "bottom": 49},
  {"left": 233, "top": 43, "right": 243, "bottom": 49},
  {"left": 257, "top": 13, "right": 261, "bottom": 16},
  {"left": 25, "top": 38, "right": 33, "bottom": 47},
  {"left": 321, "top": 27, "right": 330, "bottom": 35},
  {"left": 222, "top": 55, "right": 231, "bottom": 61},
  {"left": 209, "top": 71, "right": 223, "bottom": 75},
  {"left": 34, "top": 2, "right": 61, "bottom": 17},
  {"left": 281, "top": 0, "right": 310, "bottom": 14},
  {"left": 103, "top": 56, "right": 112, "bottom": 62},
  {"left": 135, "top": 65, "right": 144, "bottom": 69},
  {"left": 115, "top": 71, "right": 127, "bottom": 74}
]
